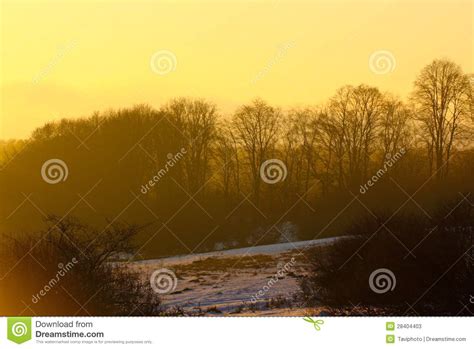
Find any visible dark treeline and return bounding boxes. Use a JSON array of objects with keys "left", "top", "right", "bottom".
[{"left": 1, "top": 59, "right": 473, "bottom": 258}]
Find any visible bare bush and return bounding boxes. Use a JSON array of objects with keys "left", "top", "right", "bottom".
[
  {"left": 0, "top": 216, "right": 161, "bottom": 315},
  {"left": 300, "top": 202, "right": 473, "bottom": 315}
]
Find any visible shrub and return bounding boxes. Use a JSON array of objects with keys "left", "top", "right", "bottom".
[
  {"left": 300, "top": 201, "right": 473, "bottom": 315},
  {"left": 0, "top": 216, "right": 161, "bottom": 315}
]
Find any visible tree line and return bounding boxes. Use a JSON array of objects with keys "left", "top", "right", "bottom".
[{"left": 1, "top": 59, "right": 473, "bottom": 257}]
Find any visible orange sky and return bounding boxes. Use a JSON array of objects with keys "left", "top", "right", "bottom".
[{"left": 1, "top": 0, "right": 473, "bottom": 139}]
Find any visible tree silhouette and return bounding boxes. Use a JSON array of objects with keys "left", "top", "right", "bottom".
[{"left": 412, "top": 59, "right": 472, "bottom": 180}]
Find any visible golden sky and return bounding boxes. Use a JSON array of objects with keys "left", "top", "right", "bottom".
[{"left": 1, "top": 0, "right": 473, "bottom": 139}]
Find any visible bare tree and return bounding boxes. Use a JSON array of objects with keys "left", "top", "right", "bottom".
[
  {"left": 411, "top": 60, "right": 472, "bottom": 180},
  {"left": 324, "top": 85, "right": 384, "bottom": 188},
  {"left": 378, "top": 95, "right": 413, "bottom": 164},
  {"left": 285, "top": 108, "right": 320, "bottom": 197},
  {"left": 232, "top": 99, "right": 281, "bottom": 205},
  {"left": 214, "top": 122, "right": 240, "bottom": 199},
  {"left": 162, "top": 98, "right": 218, "bottom": 192},
  {"left": 280, "top": 113, "right": 304, "bottom": 202}
]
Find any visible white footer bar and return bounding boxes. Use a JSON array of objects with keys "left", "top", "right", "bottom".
[{"left": 1, "top": 317, "right": 472, "bottom": 348}]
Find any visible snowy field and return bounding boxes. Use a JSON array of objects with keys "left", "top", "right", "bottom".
[{"left": 128, "top": 237, "right": 347, "bottom": 315}]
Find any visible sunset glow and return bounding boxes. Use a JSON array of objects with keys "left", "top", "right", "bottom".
[{"left": 1, "top": 0, "right": 472, "bottom": 139}]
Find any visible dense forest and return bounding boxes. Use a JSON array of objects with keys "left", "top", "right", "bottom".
[{"left": 1, "top": 58, "right": 473, "bottom": 258}]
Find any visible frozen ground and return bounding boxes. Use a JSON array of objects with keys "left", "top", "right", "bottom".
[{"left": 128, "top": 237, "right": 347, "bottom": 315}]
